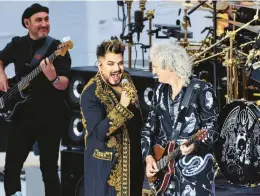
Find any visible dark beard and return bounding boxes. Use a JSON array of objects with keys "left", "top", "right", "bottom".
[
  {"left": 105, "top": 78, "right": 121, "bottom": 87},
  {"left": 100, "top": 71, "right": 122, "bottom": 87}
]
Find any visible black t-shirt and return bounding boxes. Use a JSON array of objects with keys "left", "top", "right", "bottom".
[{"left": 0, "top": 34, "right": 71, "bottom": 120}]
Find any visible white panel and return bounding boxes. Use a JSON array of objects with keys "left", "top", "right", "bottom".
[
  {"left": 0, "top": 1, "right": 212, "bottom": 76},
  {"left": 48, "top": 1, "right": 87, "bottom": 67}
]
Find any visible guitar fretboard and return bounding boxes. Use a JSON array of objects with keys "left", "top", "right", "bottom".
[
  {"left": 156, "top": 134, "right": 197, "bottom": 171},
  {"left": 18, "top": 52, "right": 57, "bottom": 90},
  {"left": 0, "top": 38, "right": 72, "bottom": 113}
]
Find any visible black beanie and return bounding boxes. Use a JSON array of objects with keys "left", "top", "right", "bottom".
[{"left": 22, "top": 3, "right": 49, "bottom": 28}]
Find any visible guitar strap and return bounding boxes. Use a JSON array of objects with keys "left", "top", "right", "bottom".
[
  {"left": 28, "top": 36, "right": 55, "bottom": 68},
  {"left": 181, "top": 78, "right": 201, "bottom": 112},
  {"left": 172, "top": 78, "right": 201, "bottom": 142}
]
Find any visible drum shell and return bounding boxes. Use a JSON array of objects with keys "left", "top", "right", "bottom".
[{"left": 215, "top": 100, "right": 260, "bottom": 185}]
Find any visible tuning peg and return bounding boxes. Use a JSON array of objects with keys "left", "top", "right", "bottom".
[{"left": 62, "top": 36, "right": 71, "bottom": 42}]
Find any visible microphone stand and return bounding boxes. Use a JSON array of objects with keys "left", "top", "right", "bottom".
[
  {"left": 125, "top": 0, "right": 134, "bottom": 69},
  {"left": 212, "top": 1, "right": 221, "bottom": 111},
  {"left": 146, "top": 9, "right": 155, "bottom": 71},
  {"left": 183, "top": 8, "right": 189, "bottom": 47},
  {"left": 187, "top": 0, "right": 220, "bottom": 109}
]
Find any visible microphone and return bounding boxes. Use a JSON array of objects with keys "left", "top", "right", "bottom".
[
  {"left": 121, "top": 79, "right": 138, "bottom": 105},
  {"left": 134, "top": 10, "right": 144, "bottom": 42},
  {"left": 121, "top": 78, "right": 129, "bottom": 85},
  {"left": 121, "top": 78, "right": 131, "bottom": 91}
]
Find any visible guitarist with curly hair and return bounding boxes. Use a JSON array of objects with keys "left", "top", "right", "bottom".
[{"left": 141, "top": 42, "right": 219, "bottom": 196}]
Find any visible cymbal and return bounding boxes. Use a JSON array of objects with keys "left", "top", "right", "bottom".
[
  {"left": 229, "top": 1, "right": 260, "bottom": 10},
  {"left": 227, "top": 20, "right": 260, "bottom": 34},
  {"left": 205, "top": 13, "right": 229, "bottom": 36},
  {"left": 155, "top": 2, "right": 212, "bottom": 11}
]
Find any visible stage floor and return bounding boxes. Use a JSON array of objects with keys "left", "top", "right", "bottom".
[
  {"left": 142, "top": 175, "right": 260, "bottom": 196},
  {"left": 0, "top": 151, "right": 259, "bottom": 196},
  {"left": 0, "top": 173, "right": 259, "bottom": 196}
]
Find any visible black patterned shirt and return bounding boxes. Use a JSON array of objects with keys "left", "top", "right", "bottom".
[{"left": 141, "top": 79, "right": 219, "bottom": 159}]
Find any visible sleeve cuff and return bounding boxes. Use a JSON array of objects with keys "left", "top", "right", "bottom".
[
  {"left": 107, "top": 103, "right": 134, "bottom": 136},
  {"left": 143, "top": 147, "right": 154, "bottom": 160}
]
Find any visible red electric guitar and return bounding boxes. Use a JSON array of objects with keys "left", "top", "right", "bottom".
[{"left": 147, "top": 130, "right": 208, "bottom": 195}]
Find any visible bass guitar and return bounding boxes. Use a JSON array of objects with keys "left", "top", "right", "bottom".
[
  {"left": 148, "top": 129, "right": 208, "bottom": 195},
  {"left": 0, "top": 38, "right": 73, "bottom": 121}
]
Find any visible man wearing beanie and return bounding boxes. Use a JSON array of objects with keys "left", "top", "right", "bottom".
[{"left": 0, "top": 3, "right": 71, "bottom": 196}]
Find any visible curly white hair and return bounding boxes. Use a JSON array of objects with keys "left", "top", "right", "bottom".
[{"left": 150, "top": 41, "right": 193, "bottom": 86}]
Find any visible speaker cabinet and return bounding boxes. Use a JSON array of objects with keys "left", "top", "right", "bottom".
[
  {"left": 66, "top": 67, "right": 97, "bottom": 109},
  {"left": 128, "top": 71, "right": 155, "bottom": 120},
  {"left": 61, "top": 150, "right": 84, "bottom": 196},
  {"left": 62, "top": 110, "right": 85, "bottom": 150},
  {"left": 62, "top": 67, "right": 97, "bottom": 149}
]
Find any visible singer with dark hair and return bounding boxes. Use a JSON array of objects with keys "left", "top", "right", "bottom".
[
  {"left": 80, "top": 37, "right": 144, "bottom": 196},
  {"left": 141, "top": 42, "right": 219, "bottom": 196}
]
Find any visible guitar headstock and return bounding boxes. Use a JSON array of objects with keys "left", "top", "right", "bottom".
[
  {"left": 195, "top": 129, "right": 208, "bottom": 141},
  {"left": 55, "top": 37, "right": 73, "bottom": 57}
]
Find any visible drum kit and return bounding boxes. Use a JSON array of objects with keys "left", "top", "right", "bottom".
[{"left": 156, "top": 0, "right": 260, "bottom": 187}]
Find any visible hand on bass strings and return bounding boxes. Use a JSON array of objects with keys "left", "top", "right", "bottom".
[
  {"left": 40, "top": 57, "right": 57, "bottom": 82},
  {"left": 180, "top": 139, "right": 195, "bottom": 155},
  {"left": 145, "top": 155, "right": 159, "bottom": 177},
  {"left": 0, "top": 70, "right": 9, "bottom": 92}
]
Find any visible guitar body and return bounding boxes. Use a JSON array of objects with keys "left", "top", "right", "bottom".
[
  {"left": 147, "top": 130, "right": 208, "bottom": 195},
  {"left": 0, "top": 77, "right": 31, "bottom": 121},
  {"left": 148, "top": 141, "right": 176, "bottom": 195}
]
